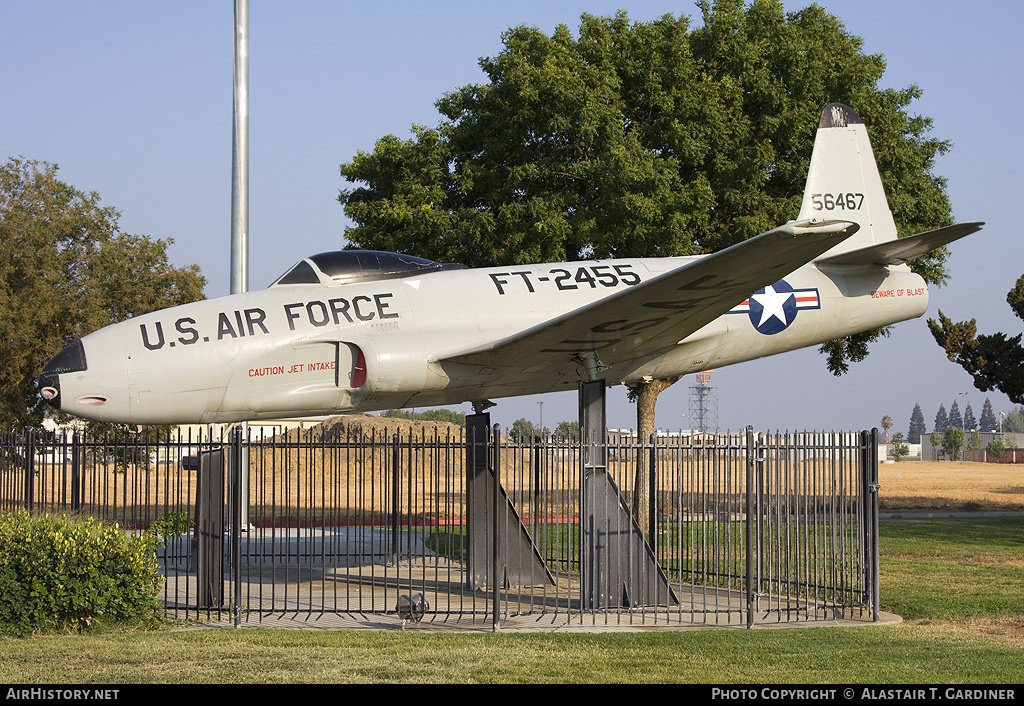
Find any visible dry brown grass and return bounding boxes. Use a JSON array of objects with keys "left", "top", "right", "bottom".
[
  {"left": 878, "top": 459, "right": 1024, "bottom": 513},
  {"left": 941, "top": 617, "right": 1024, "bottom": 643}
]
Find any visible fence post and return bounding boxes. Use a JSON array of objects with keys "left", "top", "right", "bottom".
[
  {"left": 231, "top": 427, "right": 243, "bottom": 627},
  {"left": 391, "top": 433, "right": 401, "bottom": 566},
  {"left": 532, "top": 441, "right": 542, "bottom": 539},
  {"left": 71, "top": 431, "right": 81, "bottom": 512},
  {"left": 491, "top": 423, "right": 501, "bottom": 632},
  {"left": 648, "top": 435, "right": 657, "bottom": 556},
  {"left": 865, "top": 428, "right": 880, "bottom": 622},
  {"left": 23, "top": 427, "right": 35, "bottom": 511},
  {"left": 745, "top": 426, "right": 755, "bottom": 629}
]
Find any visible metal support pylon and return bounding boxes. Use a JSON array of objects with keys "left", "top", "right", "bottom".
[
  {"left": 465, "top": 412, "right": 553, "bottom": 590},
  {"left": 579, "top": 379, "right": 678, "bottom": 608}
]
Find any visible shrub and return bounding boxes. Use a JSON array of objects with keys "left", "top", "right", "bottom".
[
  {"left": 145, "top": 511, "right": 192, "bottom": 547},
  {"left": 891, "top": 432, "right": 908, "bottom": 462},
  {"left": 966, "top": 429, "right": 983, "bottom": 452},
  {"left": 0, "top": 511, "right": 162, "bottom": 636}
]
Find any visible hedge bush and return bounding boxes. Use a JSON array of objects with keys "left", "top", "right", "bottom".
[{"left": 0, "top": 510, "right": 163, "bottom": 636}]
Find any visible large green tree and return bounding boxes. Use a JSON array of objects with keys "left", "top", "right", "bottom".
[
  {"left": 339, "top": 1, "right": 955, "bottom": 440},
  {"left": 929, "top": 275, "right": 1024, "bottom": 404},
  {"left": 0, "top": 158, "right": 206, "bottom": 428}
]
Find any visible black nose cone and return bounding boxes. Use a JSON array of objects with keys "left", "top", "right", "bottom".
[{"left": 37, "top": 340, "right": 88, "bottom": 410}]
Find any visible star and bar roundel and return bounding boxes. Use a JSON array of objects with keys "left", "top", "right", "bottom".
[{"left": 728, "top": 279, "right": 820, "bottom": 335}]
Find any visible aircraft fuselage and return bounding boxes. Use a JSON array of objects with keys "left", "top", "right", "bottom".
[
  {"left": 41, "top": 255, "right": 926, "bottom": 424},
  {"left": 37, "top": 103, "right": 979, "bottom": 427}
]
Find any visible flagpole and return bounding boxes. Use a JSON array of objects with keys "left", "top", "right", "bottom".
[
  {"left": 230, "top": 0, "right": 250, "bottom": 527},
  {"left": 230, "top": 0, "right": 249, "bottom": 296}
]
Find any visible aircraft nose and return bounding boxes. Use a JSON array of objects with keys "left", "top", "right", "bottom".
[{"left": 37, "top": 339, "right": 89, "bottom": 411}]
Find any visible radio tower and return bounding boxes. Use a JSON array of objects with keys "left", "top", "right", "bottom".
[{"left": 689, "top": 371, "right": 718, "bottom": 433}]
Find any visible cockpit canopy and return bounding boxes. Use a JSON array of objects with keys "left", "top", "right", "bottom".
[{"left": 271, "top": 250, "right": 466, "bottom": 287}]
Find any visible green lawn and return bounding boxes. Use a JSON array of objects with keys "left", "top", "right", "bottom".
[
  {"left": 879, "top": 519, "right": 1024, "bottom": 621},
  {"left": 0, "top": 519, "right": 1020, "bottom": 684}
]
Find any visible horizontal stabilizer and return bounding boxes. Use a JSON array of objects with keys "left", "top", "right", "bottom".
[{"left": 815, "top": 222, "right": 984, "bottom": 267}]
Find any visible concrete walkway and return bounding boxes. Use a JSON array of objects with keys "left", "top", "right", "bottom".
[
  {"left": 165, "top": 525, "right": 901, "bottom": 634},
  {"left": 181, "top": 607, "right": 903, "bottom": 633},
  {"left": 168, "top": 563, "right": 901, "bottom": 633}
]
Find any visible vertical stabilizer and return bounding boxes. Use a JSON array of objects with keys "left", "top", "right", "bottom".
[{"left": 798, "top": 103, "right": 898, "bottom": 260}]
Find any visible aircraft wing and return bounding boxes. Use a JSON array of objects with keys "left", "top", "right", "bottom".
[
  {"left": 815, "top": 222, "right": 984, "bottom": 267},
  {"left": 439, "top": 219, "right": 859, "bottom": 374}
]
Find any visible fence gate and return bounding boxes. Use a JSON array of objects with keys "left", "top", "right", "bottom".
[{"left": 0, "top": 424, "right": 879, "bottom": 628}]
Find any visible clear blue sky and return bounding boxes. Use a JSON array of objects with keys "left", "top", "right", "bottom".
[{"left": 3, "top": 1, "right": 1022, "bottom": 434}]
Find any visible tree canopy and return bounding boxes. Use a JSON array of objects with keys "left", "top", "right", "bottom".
[
  {"left": 338, "top": 0, "right": 956, "bottom": 449},
  {"left": 380, "top": 408, "right": 467, "bottom": 427},
  {"left": 553, "top": 420, "right": 580, "bottom": 442},
  {"left": 509, "top": 418, "right": 545, "bottom": 443},
  {"left": 1004, "top": 406, "right": 1024, "bottom": 435},
  {"left": 979, "top": 398, "right": 997, "bottom": 433},
  {"left": 881, "top": 415, "right": 893, "bottom": 443},
  {"left": 942, "top": 426, "right": 965, "bottom": 461},
  {"left": 0, "top": 158, "right": 206, "bottom": 428},
  {"left": 929, "top": 274, "right": 1024, "bottom": 404},
  {"left": 948, "top": 401, "right": 963, "bottom": 430},
  {"left": 963, "top": 403, "right": 977, "bottom": 432},
  {"left": 908, "top": 403, "right": 926, "bottom": 444}
]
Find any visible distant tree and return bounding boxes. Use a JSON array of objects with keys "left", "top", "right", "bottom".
[
  {"left": 962, "top": 403, "right": 977, "bottom": 432},
  {"left": 552, "top": 420, "right": 579, "bottom": 442},
  {"left": 380, "top": 408, "right": 467, "bottom": 426},
  {"left": 966, "top": 429, "right": 983, "bottom": 453},
  {"left": 881, "top": 415, "right": 894, "bottom": 443},
  {"left": 948, "top": 401, "right": 963, "bottom": 430},
  {"left": 929, "top": 274, "right": 1024, "bottom": 404},
  {"left": 908, "top": 403, "right": 927, "bottom": 444},
  {"left": 1004, "top": 407, "right": 1024, "bottom": 434},
  {"left": 418, "top": 409, "right": 467, "bottom": 427},
  {"left": 509, "top": 418, "right": 537, "bottom": 443},
  {"left": 929, "top": 431, "right": 942, "bottom": 460},
  {"left": 986, "top": 436, "right": 1005, "bottom": 459},
  {"left": 934, "top": 404, "right": 949, "bottom": 433},
  {"left": 0, "top": 158, "right": 205, "bottom": 428},
  {"left": 979, "top": 398, "right": 997, "bottom": 432},
  {"left": 942, "top": 426, "right": 965, "bottom": 461},
  {"left": 891, "top": 432, "right": 908, "bottom": 462}
]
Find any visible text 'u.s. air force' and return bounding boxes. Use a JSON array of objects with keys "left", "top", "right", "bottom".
[{"left": 137, "top": 293, "right": 398, "bottom": 351}]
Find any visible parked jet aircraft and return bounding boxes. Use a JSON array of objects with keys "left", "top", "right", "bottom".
[{"left": 38, "top": 103, "right": 982, "bottom": 425}]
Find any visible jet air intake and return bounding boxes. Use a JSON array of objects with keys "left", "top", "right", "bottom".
[{"left": 37, "top": 339, "right": 89, "bottom": 411}]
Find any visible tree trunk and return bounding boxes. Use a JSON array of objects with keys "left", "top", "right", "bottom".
[{"left": 630, "top": 377, "right": 680, "bottom": 523}]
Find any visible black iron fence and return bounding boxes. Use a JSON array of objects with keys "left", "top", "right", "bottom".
[{"left": 0, "top": 423, "right": 879, "bottom": 628}]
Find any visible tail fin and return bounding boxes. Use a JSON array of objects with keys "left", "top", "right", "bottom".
[{"left": 798, "top": 103, "right": 898, "bottom": 260}]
